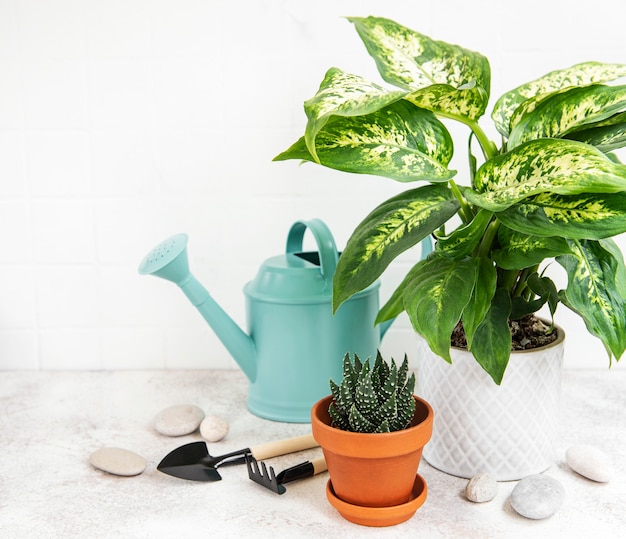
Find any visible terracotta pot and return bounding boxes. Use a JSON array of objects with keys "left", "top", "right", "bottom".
[
  {"left": 416, "top": 325, "right": 565, "bottom": 480},
  {"left": 311, "top": 394, "right": 433, "bottom": 525}
]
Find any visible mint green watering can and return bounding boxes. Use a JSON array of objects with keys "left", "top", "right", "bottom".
[{"left": 139, "top": 219, "right": 431, "bottom": 423}]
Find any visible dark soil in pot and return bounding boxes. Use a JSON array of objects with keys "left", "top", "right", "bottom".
[{"left": 451, "top": 314, "right": 559, "bottom": 351}]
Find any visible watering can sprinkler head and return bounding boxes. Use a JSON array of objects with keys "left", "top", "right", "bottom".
[
  {"left": 138, "top": 233, "right": 258, "bottom": 382},
  {"left": 138, "top": 233, "right": 190, "bottom": 284}
]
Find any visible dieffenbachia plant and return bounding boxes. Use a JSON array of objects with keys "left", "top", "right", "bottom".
[{"left": 275, "top": 16, "right": 626, "bottom": 384}]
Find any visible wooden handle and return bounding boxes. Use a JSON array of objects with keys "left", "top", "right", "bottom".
[
  {"left": 311, "top": 456, "right": 327, "bottom": 475},
  {"left": 250, "top": 434, "right": 318, "bottom": 461}
]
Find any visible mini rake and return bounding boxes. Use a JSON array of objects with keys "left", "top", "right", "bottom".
[{"left": 245, "top": 454, "right": 328, "bottom": 495}]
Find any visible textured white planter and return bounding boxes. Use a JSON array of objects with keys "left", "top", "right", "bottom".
[{"left": 416, "top": 327, "right": 565, "bottom": 481}]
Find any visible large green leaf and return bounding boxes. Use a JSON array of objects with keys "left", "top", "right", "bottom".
[
  {"left": 566, "top": 112, "right": 626, "bottom": 152},
  {"left": 508, "top": 84, "right": 626, "bottom": 148},
  {"left": 302, "top": 67, "right": 408, "bottom": 162},
  {"left": 497, "top": 191, "right": 626, "bottom": 239},
  {"left": 275, "top": 100, "right": 456, "bottom": 183},
  {"left": 466, "top": 139, "right": 626, "bottom": 211},
  {"left": 510, "top": 273, "right": 559, "bottom": 321},
  {"left": 469, "top": 288, "right": 512, "bottom": 384},
  {"left": 404, "top": 80, "right": 489, "bottom": 121},
  {"left": 404, "top": 256, "right": 479, "bottom": 362},
  {"left": 435, "top": 208, "right": 493, "bottom": 259},
  {"left": 333, "top": 184, "right": 460, "bottom": 311},
  {"left": 493, "top": 226, "right": 571, "bottom": 270},
  {"left": 376, "top": 258, "right": 428, "bottom": 324},
  {"left": 348, "top": 17, "right": 491, "bottom": 91},
  {"left": 461, "top": 257, "right": 497, "bottom": 349},
  {"left": 557, "top": 240, "right": 626, "bottom": 361},
  {"left": 492, "top": 62, "right": 626, "bottom": 137}
]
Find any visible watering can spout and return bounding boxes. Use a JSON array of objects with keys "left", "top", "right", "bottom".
[{"left": 138, "top": 234, "right": 257, "bottom": 382}]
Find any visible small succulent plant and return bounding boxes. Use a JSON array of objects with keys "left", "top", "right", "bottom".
[{"left": 329, "top": 351, "right": 416, "bottom": 433}]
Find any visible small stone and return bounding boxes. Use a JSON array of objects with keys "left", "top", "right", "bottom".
[
  {"left": 510, "top": 475, "right": 565, "bottom": 520},
  {"left": 90, "top": 447, "right": 146, "bottom": 476},
  {"left": 566, "top": 444, "right": 613, "bottom": 482},
  {"left": 200, "top": 415, "right": 229, "bottom": 442},
  {"left": 465, "top": 472, "right": 497, "bottom": 502},
  {"left": 154, "top": 404, "right": 205, "bottom": 436}
]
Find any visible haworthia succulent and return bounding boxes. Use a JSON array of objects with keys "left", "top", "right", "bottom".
[
  {"left": 328, "top": 353, "right": 416, "bottom": 433},
  {"left": 466, "top": 139, "right": 626, "bottom": 211},
  {"left": 492, "top": 62, "right": 626, "bottom": 137}
]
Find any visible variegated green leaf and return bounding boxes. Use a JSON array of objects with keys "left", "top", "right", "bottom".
[
  {"left": 348, "top": 16, "right": 491, "bottom": 104},
  {"left": 278, "top": 100, "right": 456, "bottom": 183},
  {"left": 461, "top": 257, "right": 497, "bottom": 350},
  {"left": 469, "top": 288, "right": 512, "bottom": 384},
  {"left": 493, "top": 226, "right": 571, "bottom": 270},
  {"left": 404, "top": 256, "right": 479, "bottom": 362},
  {"left": 600, "top": 238, "right": 626, "bottom": 297},
  {"left": 404, "top": 81, "right": 489, "bottom": 121},
  {"left": 492, "top": 62, "right": 626, "bottom": 137},
  {"left": 510, "top": 273, "right": 559, "bottom": 321},
  {"left": 333, "top": 184, "right": 460, "bottom": 311},
  {"left": 303, "top": 67, "right": 408, "bottom": 162},
  {"left": 496, "top": 191, "right": 626, "bottom": 239},
  {"left": 557, "top": 240, "right": 626, "bottom": 361},
  {"left": 508, "top": 84, "right": 626, "bottom": 148},
  {"left": 566, "top": 112, "right": 626, "bottom": 152},
  {"left": 376, "top": 258, "right": 428, "bottom": 324},
  {"left": 466, "top": 139, "right": 626, "bottom": 211},
  {"left": 435, "top": 209, "right": 493, "bottom": 259}
]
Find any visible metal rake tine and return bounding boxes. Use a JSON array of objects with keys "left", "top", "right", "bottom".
[{"left": 245, "top": 454, "right": 286, "bottom": 495}]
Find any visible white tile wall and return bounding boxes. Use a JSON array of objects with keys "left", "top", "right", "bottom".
[{"left": 1, "top": 0, "right": 625, "bottom": 371}]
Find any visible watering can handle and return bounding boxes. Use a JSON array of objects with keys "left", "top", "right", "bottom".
[{"left": 286, "top": 219, "right": 338, "bottom": 280}]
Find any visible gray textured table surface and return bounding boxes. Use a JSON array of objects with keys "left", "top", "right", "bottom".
[{"left": 0, "top": 369, "right": 624, "bottom": 538}]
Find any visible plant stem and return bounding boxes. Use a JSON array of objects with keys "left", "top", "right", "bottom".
[
  {"left": 477, "top": 219, "right": 500, "bottom": 257},
  {"left": 466, "top": 119, "right": 499, "bottom": 160},
  {"left": 449, "top": 180, "right": 473, "bottom": 224}
]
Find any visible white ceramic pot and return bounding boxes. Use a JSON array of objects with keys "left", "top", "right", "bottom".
[{"left": 416, "top": 327, "right": 565, "bottom": 481}]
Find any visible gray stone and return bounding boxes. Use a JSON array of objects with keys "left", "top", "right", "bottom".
[
  {"left": 89, "top": 447, "right": 146, "bottom": 476},
  {"left": 566, "top": 444, "right": 613, "bottom": 483},
  {"left": 510, "top": 474, "right": 565, "bottom": 520},
  {"left": 465, "top": 472, "right": 497, "bottom": 502},
  {"left": 154, "top": 404, "right": 205, "bottom": 436},
  {"left": 200, "top": 415, "right": 229, "bottom": 442}
]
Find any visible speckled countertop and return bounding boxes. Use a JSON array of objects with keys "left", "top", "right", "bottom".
[{"left": 0, "top": 369, "right": 624, "bottom": 538}]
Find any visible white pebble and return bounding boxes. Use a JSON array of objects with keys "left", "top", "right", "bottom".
[
  {"left": 510, "top": 475, "right": 564, "bottom": 520},
  {"left": 200, "top": 415, "right": 229, "bottom": 442},
  {"left": 89, "top": 447, "right": 146, "bottom": 477},
  {"left": 566, "top": 444, "right": 613, "bottom": 482},
  {"left": 154, "top": 404, "right": 205, "bottom": 436},
  {"left": 465, "top": 472, "right": 497, "bottom": 503}
]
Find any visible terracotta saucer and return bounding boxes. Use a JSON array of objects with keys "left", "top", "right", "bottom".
[{"left": 325, "top": 473, "right": 427, "bottom": 527}]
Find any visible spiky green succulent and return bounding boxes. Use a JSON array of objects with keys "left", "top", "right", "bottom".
[{"left": 329, "top": 351, "right": 416, "bottom": 433}]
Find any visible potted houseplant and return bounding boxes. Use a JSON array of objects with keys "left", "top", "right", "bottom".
[
  {"left": 277, "top": 16, "right": 626, "bottom": 479},
  {"left": 311, "top": 351, "right": 433, "bottom": 527}
]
